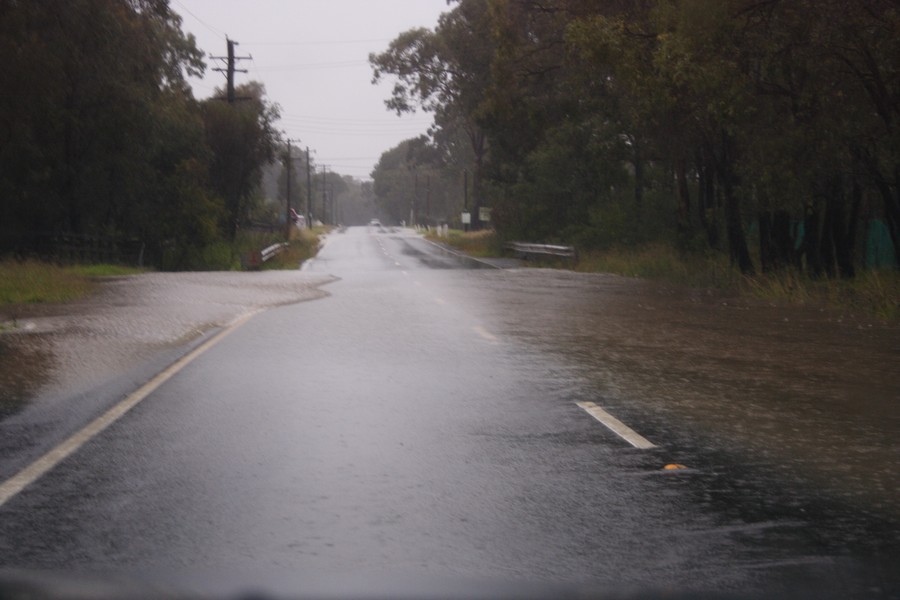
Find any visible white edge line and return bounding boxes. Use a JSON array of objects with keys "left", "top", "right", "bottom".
[
  {"left": 0, "top": 310, "right": 260, "bottom": 509},
  {"left": 576, "top": 401, "right": 656, "bottom": 449}
]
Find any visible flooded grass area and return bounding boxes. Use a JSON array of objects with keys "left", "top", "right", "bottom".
[
  {"left": 0, "top": 270, "right": 335, "bottom": 422},
  {"left": 0, "top": 336, "right": 54, "bottom": 419},
  {"left": 431, "top": 235, "right": 899, "bottom": 321},
  {"left": 450, "top": 267, "right": 900, "bottom": 594},
  {"left": 465, "top": 269, "right": 900, "bottom": 520}
]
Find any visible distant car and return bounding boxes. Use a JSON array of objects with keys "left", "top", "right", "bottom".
[{"left": 369, "top": 219, "right": 381, "bottom": 227}]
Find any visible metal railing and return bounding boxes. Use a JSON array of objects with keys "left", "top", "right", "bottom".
[
  {"left": 260, "top": 242, "right": 289, "bottom": 262},
  {"left": 506, "top": 242, "right": 577, "bottom": 261},
  {"left": 243, "top": 242, "right": 289, "bottom": 270}
]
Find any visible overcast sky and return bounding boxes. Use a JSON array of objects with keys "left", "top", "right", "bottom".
[{"left": 172, "top": 0, "right": 449, "bottom": 180}]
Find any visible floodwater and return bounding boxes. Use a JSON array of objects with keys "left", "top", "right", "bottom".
[
  {"left": 463, "top": 268, "right": 899, "bottom": 516},
  {"left": 0, "top": 271, "right": 333, "bottom": 421},
  {"left": 0, "top": 336, "right": 53, "bottom": 420},
  {"left": 0, "top": 235, "right": 897, "bottom": 595},
  {"left": 2, "top": 264, "right": 895, "bottom": 519}
]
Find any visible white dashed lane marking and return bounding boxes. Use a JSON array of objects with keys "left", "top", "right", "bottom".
[{"left": 576, "top": 401, "right": 656, "bottom": 449}]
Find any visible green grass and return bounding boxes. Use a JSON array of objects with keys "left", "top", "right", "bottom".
[
  {"left": 67, "top": 264, "right": 146, "bottom": 277},
  {"left": 741, "top": 268, "right": 900, "bottom": 321},
  {"left": 261, "top": 226, "right": 327, "bottom": 270},
  {"left": 577, "top": 244, "right": 898, "bottom": 321},
  {"left": 426, "top": 229, "right": 503, "bottom": 258},
  {"left": 433, "top": 236, "right": 898, "bottom": 321},
  {"left": 574, "top": 244, "right": 740, "bottom": 289},
  {"left": 0, "top": 260, "right": 146, "bottom": 309},
  {"left": 0, "top": 260, "right": 95, "bottom": 306}
]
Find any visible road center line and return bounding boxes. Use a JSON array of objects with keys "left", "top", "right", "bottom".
[
  {"left": 576, "top": 401, "right": 656, "bottom": 449},
  {"left": 0, "top": 310, "right": 260, "bottom": 509}
]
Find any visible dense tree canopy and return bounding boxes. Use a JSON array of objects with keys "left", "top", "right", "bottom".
[
  {"left": 0, "top": 0, "right": 281, "bottom": 269},
  {"left": 372, "top": 0, "right": 900, "bottom": 275}
]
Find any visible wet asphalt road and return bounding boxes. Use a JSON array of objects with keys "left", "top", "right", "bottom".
[{"left": 0, "top": 226, "right": 898, "bottom": 598}]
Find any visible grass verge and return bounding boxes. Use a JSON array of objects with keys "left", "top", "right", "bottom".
[
  {"left": 0, "top": 260, "right": 144, "bottom": 308},
  {"left": 578, "top": 246, "right": 899, "bottom": 321},
  {"left": 429, "top": 233, "right": 898, "bottom": 321},
  {"left": 425, "top": 229, "right": 503, "bottom": 258},
  {"left": 261, "top": 226, "right": 328, "bottom": 270},
  {"left": 740, "top": 268, "right": 899, "bottom": 321},
  {"left": 574, "top": 245, "right": 741, "bottom": 289}
]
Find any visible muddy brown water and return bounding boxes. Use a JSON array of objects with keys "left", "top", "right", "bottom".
[
  {"left": 0, "top": 336, "right": 53, "bottom": 420},
  {"left": 459, "top": 269, "right": 899, "bottom": 520}
]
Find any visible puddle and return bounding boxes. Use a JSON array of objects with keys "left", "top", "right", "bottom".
[{"left": 0, "top": 335, "right": 54, "bottom": 419}]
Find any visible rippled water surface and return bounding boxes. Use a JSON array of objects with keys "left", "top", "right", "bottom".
[{"left": 464, "top": 269, "right": 899, "bottom": 513}]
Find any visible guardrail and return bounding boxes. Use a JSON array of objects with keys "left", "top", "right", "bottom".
[
  {"left": 243, "top": 242, "right": 289, "bottom": 270},
  {"left": 261, "top": 242, "right": 289, "bottom": 262},
  {"left": 506, "top": 242, "right": 577, "bottom": 261}
]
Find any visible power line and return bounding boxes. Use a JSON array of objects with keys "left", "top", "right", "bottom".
[
  {"left": 250, "top": 59, "right": 369, "bottom": 73},
  {"left": 171, "top": 0, "right": 227, "bottom": 40},
  {"left": 279, "top": 113, "right": 433, "bottom": 124},
  {"left": 242, "top": 38, "right": 391, "bottom": 47}
]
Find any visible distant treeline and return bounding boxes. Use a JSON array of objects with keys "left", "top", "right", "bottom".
[
  {"left": 370, "top": 0, "right": 900, "bottom": 275},
  {"left": 0, "top": 0, "right": 281, "bottom": 269}
]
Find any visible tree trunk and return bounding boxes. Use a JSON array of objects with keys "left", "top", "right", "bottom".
[
  {"left": 675, "top": 157, "right": 692, "bottom": 241},
  {"left": 717, "top": 133, "right": 754, "bottom": 274},
  {"left": 832, "top": 173, "right": 860, "bottom": 279},
  {"left": 759, "top": 209, "right": 793, "bottom": 272},
  {"left": 697, "top": 146, "right": 719, "bottom": 248},
  {"left": 633, "top": 141, "right": 644, "bottom": 218},
  {"left": 467, "top": 125, "right": 486, "bottom": 231},
  {"left": 803, "top": 206, "right": 824, "bottom": 278}
]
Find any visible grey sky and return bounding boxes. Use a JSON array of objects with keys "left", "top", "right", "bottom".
[{"left": 172, "top": 0, "right": 449, "bottom": 180}]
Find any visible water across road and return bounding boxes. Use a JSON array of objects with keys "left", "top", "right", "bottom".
[{"left": 0, "top": 225, "right": 897, "bottom": 598}]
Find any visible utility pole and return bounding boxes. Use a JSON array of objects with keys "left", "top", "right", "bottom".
[
  {"left": 283, "top": 139, "right": 300, "bottom": 239},
  {"left": 413, "top": 169, "right": 418, "bottom": 227},
  {"left": 306, "top": 147, "right": 312, "bottom": 229},
  {"left": 426, "top": 175, "right": 431, "bottom": 224},
  {"left": 463, "top": 169, "right": 469, "bottom": 232},
  {"left": 320, "top": 166, "right": 330, "bottom": 225},
  {"left": 212, "top": 38, "right": 250, "bottom": 104}
]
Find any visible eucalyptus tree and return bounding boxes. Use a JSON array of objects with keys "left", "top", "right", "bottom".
[
  {"left": 201, "top": 82, "right": 281, "bottom": 241},
  {"left": 370, "top": 0, "right": 494, "bottom": 228},
  {"left": 0, "top": 0, "right": 205, "bottom": 259}
]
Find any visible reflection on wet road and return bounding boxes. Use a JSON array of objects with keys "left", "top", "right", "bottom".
[{"left": 0, "top": 226, "right": 897, "bottom": 598}]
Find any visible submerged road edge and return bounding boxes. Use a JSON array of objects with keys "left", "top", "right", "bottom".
[{"left": 0, "top": 310, "right": 262, "bottom": 509}]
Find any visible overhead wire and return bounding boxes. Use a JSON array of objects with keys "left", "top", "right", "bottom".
[
  {"left": 170, "top": 2, "right": 433, "bottom": 178},
  {"left": 171, "top": 0, "right": 227, "bottom": 40},
  {"left": 250, "top": 59, "right": 370, "bottom": 73},
  {"left": 242, "top": 38, "right": 391, "bottom": 47}
]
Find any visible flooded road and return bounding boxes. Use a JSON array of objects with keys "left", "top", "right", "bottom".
[
  {"left": 457, "top": 269, "right": 899, "bottom": 516},
  {"left": 0, "top": 227, "right": 897, "bottom": 597},
  {"left": 453, "top": 267, "right": 900, "bottom": 596}
]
